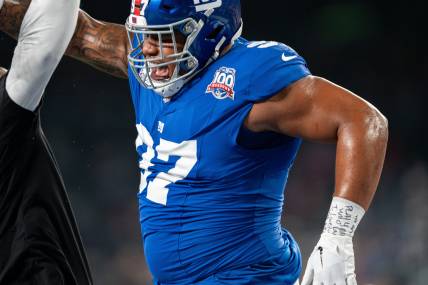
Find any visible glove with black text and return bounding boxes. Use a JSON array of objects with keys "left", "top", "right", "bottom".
[{"left": 301, "top": 197, "right": 365, "bottom": 285}]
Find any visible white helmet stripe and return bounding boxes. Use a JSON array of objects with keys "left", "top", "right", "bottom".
[{"left": 193, "top": 0, "right": 222, "bottom": 12}]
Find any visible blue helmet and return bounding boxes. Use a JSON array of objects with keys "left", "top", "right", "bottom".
[{"left": 126, "top": 0, "right": 242, "bottom": 97}]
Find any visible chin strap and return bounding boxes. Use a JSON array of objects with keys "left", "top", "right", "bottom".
[{"left": 210, "top": 36, "right": 227, "bottom": 62}]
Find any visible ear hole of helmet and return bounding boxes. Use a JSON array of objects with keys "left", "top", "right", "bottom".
[
  {"left": 161, "top": 4, "right": 174, "bottom": 12},
  {"left": 206, "top": 24, "right": 225, "bottom": 40}
]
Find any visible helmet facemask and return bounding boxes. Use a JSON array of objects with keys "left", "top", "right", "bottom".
[
  {"left": 126, "top": 17, "right": 201, "bottom": 98},
  {"left": 125, "top": 0, "right": 242, "bottom": 98}
]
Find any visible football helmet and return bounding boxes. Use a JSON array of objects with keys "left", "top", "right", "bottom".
[{"left": 125, "top": 0, "right": 242, "bottom": 97}]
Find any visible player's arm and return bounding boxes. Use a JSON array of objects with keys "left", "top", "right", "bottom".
[
  {"left": 246, "top": 75, "right": 387, "bottom": 209},
  {"left": 1, "top": 0, "right": 80, "bottom": 111},
  {"left": 0, "top": 0, "right": 30, "bottom": 38},
  {"left": 0, "top": 67, "right": 6, "bottom": 78},
  {"left": 0, "top": 0, "right": 129, "bottom": 79},
  {"left": 0, "top": 0, "right": 19, "bottom": 78},
  {"left": 66, "top": 10, "right": 129, "bottom": 79},
  {"left": 245, "top": 75, "right": 388, "bottom": 284}
]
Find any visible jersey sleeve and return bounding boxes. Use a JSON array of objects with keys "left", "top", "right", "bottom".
[
  {"left": 248, "top": 43, "right": 311, "bottom": 102},
  {"left": 5, "top": 0, "right": 80, "bottom": 111}
]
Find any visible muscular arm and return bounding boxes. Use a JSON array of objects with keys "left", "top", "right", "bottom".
[
  {"left": 0, "top": 0, "right": 31, "bottom": 37},
  {"left": 0, "top": 0, "right": 129, "bottom": 79},
  {"left": 66, "top": 10, "right": 129, "bottom": 78},
  {"left": 245, "top": 75, "right": 388, "bottom": 210}
]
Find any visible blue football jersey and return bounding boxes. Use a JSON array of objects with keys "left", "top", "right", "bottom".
[{"left": 128, "top": 38, "right": 311, "bottom": 284}]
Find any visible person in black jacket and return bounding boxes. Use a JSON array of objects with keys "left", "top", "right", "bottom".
[{"left": 0, "top": 0, "right": 92, "bottom": 283}]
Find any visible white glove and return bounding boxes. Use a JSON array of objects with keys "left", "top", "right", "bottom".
[
  {"left": 301, "top": 233, "right": 357, "bottom": 285},
  {"left": 301, "top": 197, "right": 365, "bottom": 285}
]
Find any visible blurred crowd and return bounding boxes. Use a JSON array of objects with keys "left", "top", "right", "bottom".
[{"left": 1, "top": 1, "right": 426, "bottom": 284}]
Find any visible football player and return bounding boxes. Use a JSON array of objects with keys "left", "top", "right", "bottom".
[
  {"left": 0, "top": 0, "right": 92, "bottom": 284},
  {"left": 1, "top": 0, "right": 388, "bottom": 284}
]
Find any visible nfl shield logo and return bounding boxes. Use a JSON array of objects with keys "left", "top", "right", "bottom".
[{"left": 206, "top": 67, "right": 236, "bottom": 100}]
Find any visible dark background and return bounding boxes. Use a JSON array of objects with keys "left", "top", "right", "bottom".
[{"left": 1, "top": 1, "right": 426, "bottom": 284}]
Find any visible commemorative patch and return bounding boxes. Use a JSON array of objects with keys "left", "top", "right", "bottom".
[{"left": 206, "top": 67, "right": 236, "bottom": 100}]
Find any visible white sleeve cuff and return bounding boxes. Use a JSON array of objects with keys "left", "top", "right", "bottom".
[{"left": 0, "top": 0, "right": 5, "bottom": 11}]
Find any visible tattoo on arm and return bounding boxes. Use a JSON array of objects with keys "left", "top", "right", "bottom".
[
  {"left": 66, "top": 10, "right": 129, "bottom": 79},
  {"left": 0, "top": 0, "right": 31, "bottom": 40},
  {"left": 1, "top": 1, "right": 129, "bottom": 79}
]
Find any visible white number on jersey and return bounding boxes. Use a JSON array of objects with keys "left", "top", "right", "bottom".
[
  {"left": 136, "top": 124, "right": 198, "bottom": 206},
  {"left": 247, "top": 41, "right": 279, "bottom": 49}
]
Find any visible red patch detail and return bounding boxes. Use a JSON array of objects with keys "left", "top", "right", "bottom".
[
  {"left": 206, "top": 83, "right": 234, "bottom": 98},
  {"left": 134, "top": 0, "right": 142, "bottom": 16}
]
